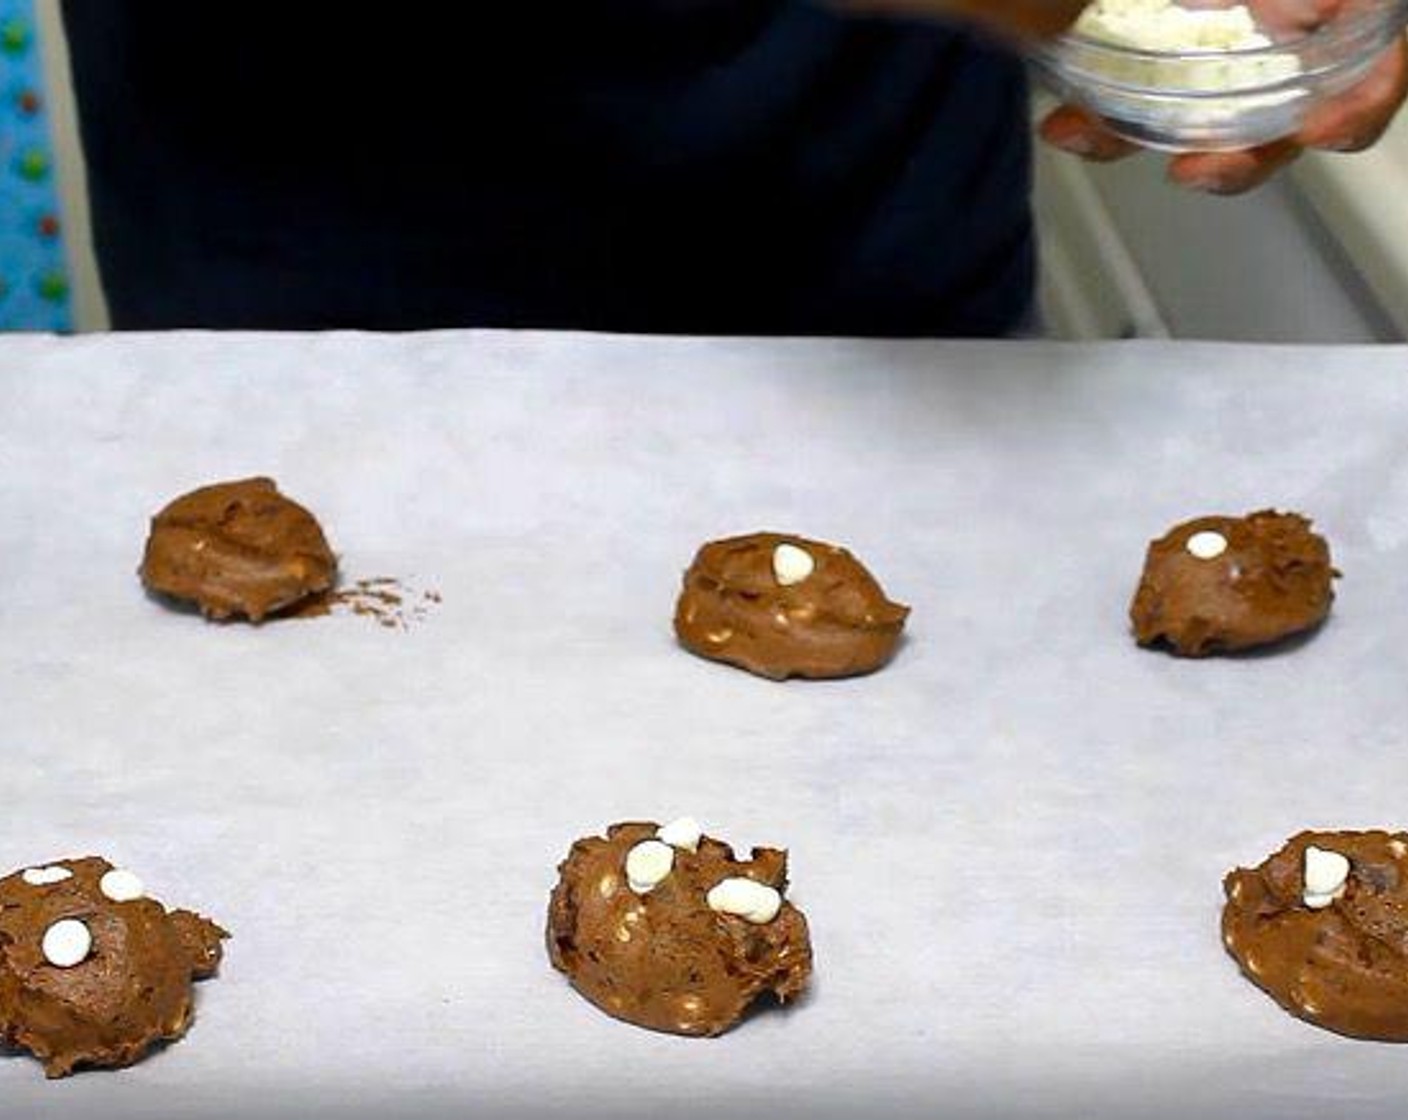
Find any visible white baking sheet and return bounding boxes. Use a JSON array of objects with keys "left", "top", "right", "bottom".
[{"left": 3, "top": 330, "right": 1408, "bottom": 1120}]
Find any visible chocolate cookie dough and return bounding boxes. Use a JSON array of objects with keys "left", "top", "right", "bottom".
[
  {"left": 0, "top": 857, "right": 227, "bottom": 1077},
  {"left": 1223, "top": 831, "right": 1408, "bottom": 1040},
  {"left": 1130, "top": 510, "right": 1336, "bottom": 656},
  {"left": 674, "top": 532, "right": 909, "bottom": 680},
  {"left": 140, "top": 477, "right": 336, "bottom": 621},
  {"left": 547, "top": 818, "right": 812, "bottom": 1036}
]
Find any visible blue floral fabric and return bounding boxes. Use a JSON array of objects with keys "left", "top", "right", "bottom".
[{"left": 1, "top": 0, "right": 71, "bottom": 331}]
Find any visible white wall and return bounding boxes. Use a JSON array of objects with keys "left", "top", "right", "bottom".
[
  {"left": 1035, "top": 88, "right": 1408, "bottom": 343},
  {"left": 1083, "top": 154, "right": 1393, "bottom": 342},
  {"left": 1293, "top": 124, "right": 1408, "bottom": 339}
]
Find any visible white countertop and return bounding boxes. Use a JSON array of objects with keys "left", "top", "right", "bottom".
[{"left": 3, "top": 330, "right": 1408, "bottom": 1120}]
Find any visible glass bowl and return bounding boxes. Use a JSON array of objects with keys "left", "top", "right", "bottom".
[{"left": 1033, "top": 0, "right": 1408, "bottom": 151}]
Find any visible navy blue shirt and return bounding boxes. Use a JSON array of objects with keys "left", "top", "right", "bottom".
[{"left": 63, "top": 3, "right": 1033, "bottom": 335}]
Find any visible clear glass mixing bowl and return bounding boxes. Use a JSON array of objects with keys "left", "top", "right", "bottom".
[{"left": 1034, "top": 0, "right": 1408, "bottom": 151}]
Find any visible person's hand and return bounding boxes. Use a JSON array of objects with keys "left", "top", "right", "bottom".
[
  {"left": 839, "top": 0, "right": 1088, "bottom": 39},
  {"left": 1041, "top": 2, "right": 1408, "bottom": 194}
]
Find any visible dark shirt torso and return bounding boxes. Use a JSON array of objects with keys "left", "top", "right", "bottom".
[{"left": 63, "top": 2, "right": 1033, "bottom": 335}]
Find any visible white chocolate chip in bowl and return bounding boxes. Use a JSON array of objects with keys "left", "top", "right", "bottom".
[
  {"left": 772, "top": 543, "right": 816, "bottom": 587},
  {"left": 706, "top": 877, "right": 783, "bottom": 924},
  {"left": 41, "top": 918, "right": 93, "bottom": 968},
  {"left": 1186, "top": 530, "right": 1229, "bottom": 560},
  {"left": 657, "top": 817, "right": 702, "bottom": 853},
  {"left": 100, "top": 869, "right": 145, "bottom": 903},
  {"left": 625, "top": 839, "right": 675, "bottom": 895},
  {"left": 1303, "top": 845, "right": 1350, "bottom": 909},
  {"left": 22, "top": 866, "right": 72, "bottom": 887}
]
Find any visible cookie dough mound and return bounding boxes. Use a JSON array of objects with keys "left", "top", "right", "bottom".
[
  {"left": 674, "top": 532, "right": 909, "bottom": 680},
  {"left": 140, "top": 477, "right": 336, "bottom": 621},
  {"left": 547, "top": 819, "right": 812, "bottom": 1036},
  {"left": 1223, "top": 831, "right": 1408, "bottom": 1040},
  {"left": 0, "top": 857, "right": 228, "bottom": 1077},
  {"left": 1130, "top": 510, "right": 1335, "bottom": 656}
]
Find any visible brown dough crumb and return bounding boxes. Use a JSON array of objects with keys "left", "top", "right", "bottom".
[{"left": 295, "top": 577, "right": 441, "bottom": 630}]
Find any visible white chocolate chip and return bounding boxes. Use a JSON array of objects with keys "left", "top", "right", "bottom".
[
  {"left": 1304, "top": 846, "right": 1350, "bottom": 908},
  {"left": 772, "top": 543, "right": 816, "bottom": 587},
  {"left": 625, "top": 839, "right": 675, "bottom": 895},
  {"left": 99, "top": 869, "right": 145, "bottom": 903},
  {"left": 706, "top": 877, "right": 783, "bottom": 924},
  {"left": 41, "top": 919, "right": 92, "bottom": 968},
  {"left": 657, "top": 817, "right": 702, "bottom": 853},
  {"left": 22, "top": 866, "right": 72, "bottom": 887},
  {"left": 1186, "top": 530, "right": 1229, "bottom": 560}
]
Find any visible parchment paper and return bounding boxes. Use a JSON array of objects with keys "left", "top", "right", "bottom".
[{"left": 3, "top": 330, "right": 1408, "bottom": 1120}]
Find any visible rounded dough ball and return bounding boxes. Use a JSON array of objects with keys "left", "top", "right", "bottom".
[
  {"left": 140, "top": 477, "right": 336, "bottom": 622},
  {"left": 547, "top": 821, "right": 812, "bottom": 1037},
  {"left": 0, "top": 856, "right": 227, "bottom": 1077},
  {"left": 674, "top": 532, "right": 909, "bottom": 680},
  {"left": 1223, "top": 831, "right": 1408, "bottom": 1041},
  {"left": 1130, "top": 510, "right": 1335, "bottom": 656}
]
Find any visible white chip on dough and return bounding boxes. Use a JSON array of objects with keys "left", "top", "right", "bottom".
[
  {"left": 1303, "top": 846, "right": 1350, "bottom": 906},
  {"left": 22, "top": 866, "right": 72, "bottom": 887},
  {"left": 41, "top": 918, "right": 92, "bottom": 968},
  {"left": 625, "top": 839, "right": 676, "bottom": 894},
  {"left": 706, "top": 877, "right": 783, "bottom": 924},
  {"left": 657, "top": 817, "right": 703, "bottom": 853},
  {"left": 772, "top": 543, "right": 816, "bottom": 587},
  {"left": 1186, "top": 530, "right": 1229, "bottom": 560},
  {"left": 100, "top": 868, "right": 145, "bottom": 903}
]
